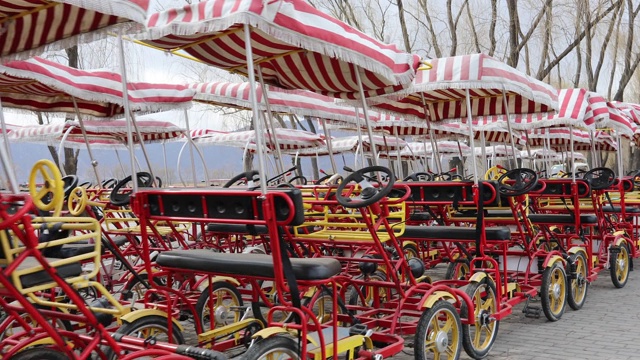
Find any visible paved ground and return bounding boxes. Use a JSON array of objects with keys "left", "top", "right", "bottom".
[{"left": 183, "top": 268, "right": 638, "bottom": 359}]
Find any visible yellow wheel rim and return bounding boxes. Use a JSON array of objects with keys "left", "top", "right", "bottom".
[
  {"left": 615, "top": 245, "right": 629, "bottom": 283},
  {"left": 571, "top": 255, "right": 587, "bottom": 304},
  {"left": 29, "top": 159, "right": 64, "bottom": 216},
  {"left": 424, "top": 307, "right": 460, "bottom": 358},
  {"left": 471, "top": 284, "right": 497, "bottom": 351},
  {"left": 67, "top": 186, "right": 87, "bottom": 216},
  {"left": 548, "top": 266, "right": 566, "bottom": 315},
  {"left": 484, "top": 166, "right": 507, "bottom": 180}
]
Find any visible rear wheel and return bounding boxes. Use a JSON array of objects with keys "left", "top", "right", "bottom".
[
  {"left": 610, "top": 243, "right": 630, "bottom": 288},
  {"left": 567, "top": 252, "right": 588, "bottom": 310},
  {"left": 196, "top": 281, "right": 244, "bottom": 331},
  {"left": 415, "top": 300, "right": 462, "bottom": 360},
  {"left": 244, "top": 335, "right": 300, "bottom": 360},
  {"left": 540, "top": 262, "right": 567, "bottom": 321},
  {"left": 445, "top": 259, "right": 470, "bottom": 281},
  {"left": 461, "top": 277, "right": 499, "bottom": 359}
]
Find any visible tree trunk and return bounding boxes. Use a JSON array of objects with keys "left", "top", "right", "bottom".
[{"left": 396, "top": 0, "right": 412, "bottom": 52}]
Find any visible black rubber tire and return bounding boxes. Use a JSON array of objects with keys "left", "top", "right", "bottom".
[
  {"left": 461, "top": 277, "right": 499, "bottom": 359},
  {"left": 610, "top": 242, "right": 630, "bottom": 289},
  {"left": 415, "top": 300, "right": 462, "bottom": 360},
  {"left": 11, "top": 347, "right": 69, "bottom": 360},
  {"left": 567, "top": 252, "right": 589, "bottom": 310},
  {"left": 445, "top": 259, "right": 470, "bottom": 280},
  {"left": 403, "top": 243, "right": 419, "bottom": 259},
  {"left": 195, "top": 282, "right": 244, "bottom": 331},
  {"left": 121, "top": 273, "right": 164, "bottom": 302},
  {"left": 540, "top": 262, "right": 567, "bottom": 321},
  {"left": 104, "top": 315, "right": 184, "bottom": 360},
  {"left": 244, "top": 335, "right": 300, "bottom": 360}
]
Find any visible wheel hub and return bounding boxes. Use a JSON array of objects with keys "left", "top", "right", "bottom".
[
  {"left": 552, "top": 283, "right": 561, "bottom": 299},
  {"left": 618, "top": 258, "right": 626, "bottom": 272},
  {"left": 477, "top": 310, "right": 490, "bottom": 327},
  {"left": 435, "top": 331, "right": 448, "bottom": 352},
  {"left": 214, "top": 304, "right": 230, "bottom": 325}
]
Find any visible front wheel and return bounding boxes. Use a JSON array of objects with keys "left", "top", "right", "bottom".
[
  {"left": 415, "top": 300, "right": 462, "bottom": 360},
  {"left": 445, "top": 260, "right": 470, "bottom": 281},
  {"left": 610, "top": 243, "right": 630, "bottom": 288},
  {"left": 244, "top": 335, "right": 300, "bottom": 360},
  {"left": 11, "top": 347, "right": 69, "bottom": 360},
  {"left": 567, "top": 252, "right": 588, "bottom": 310},
  {"left": 104, "top": 315, "right": 184, "bottom": 360},
  {"left": 540, "top": 262, "right": 567, "bottom": 321},
  {"left": 461, "top": 277, "right": 499, "bottom": 359}
]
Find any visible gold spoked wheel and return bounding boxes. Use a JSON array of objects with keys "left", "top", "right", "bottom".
[
  {"left": 196, "top": 282, "right": 243, "bottom": 330},
  {"left": 461, "top": 276, "right": 499, "bottom": 358},
  {"left": 610, "top": 243, "right": 630, "bottom": 288},
  {"left": 445, "top": 260, "right": 470, "bottom": 281},
  {"left": 540, "top": 262, "right": 567, "bottom": 321},
  {"left": 415, "top": 300, "right": 462, "bottom": 360},
  {"left": 567, "top": 252, "right": 589, "bottom": 310},
  {"left": 484, "top": 166, "right": 507, "bottom": 180},
  {"left": 29, "top": 159, "right": 64, "bottom": 216}
]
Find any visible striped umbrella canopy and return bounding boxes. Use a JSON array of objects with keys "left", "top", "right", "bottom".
[
  {"left": 379, "top": 141, "right": 471, "bottom": 160},
  {"left": 0, "top": 0, "right": 149, "bottom": 61},
  {"left": 520, "top": 148, "right": 558, "bottom": 160},
  {"left": 192, "top": 81, "right": 370, "bottom": 123},
  {"left": 589, "top": 99, "right": 636, "bottom": 137},
  {"left": 7, "top": 119, "right": 185, "bottom": 148},
  {"left": 0, "top": 57, "right": 196, "bottom": 117},
  {"left": 474, "top": 144, "right": 519, "bottom": 158},
  {"left": 188, "top": 127, "right": 325, "bottom": 151},
  {"left": 612, "top": 101, "right": 640, "bottom": 125},
  {"left": 285, "top": 134, "right": 406, "bottom": 157},
  {"left": 430, "top": 121, "right": 527, "bottom": 145},
  {"left": 143, "top": 0, "right": 420, "bottom": 99},
  {"left": 368, "top": 53, "right": 558, "bottom": 122},
  {"left": 526, "top": 127, "right": 594, "bottom": 148}
]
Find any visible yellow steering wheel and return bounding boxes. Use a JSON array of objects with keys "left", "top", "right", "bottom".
[
  {"left": 68, "top": 186, "right": 87, "bottom": 216},
  {"left": 29, "top": 159, "right": 64, "bottom": 217},
  {"left": 485, "top": 166, "right": 508, "bottom": 180}
]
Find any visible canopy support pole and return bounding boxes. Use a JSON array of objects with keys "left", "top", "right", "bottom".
[
  {"left": 617, "top": 135, "right": 623, "bottom": 178},
  {"left": 57, "top": 126, "right": 75, "bottom": 176},
  {"left": 480, "top": 130, "right": 487, "bottom": 174},
  {"left": 183, "top": 109, "right": 199, "bottom": 186},
  {"left": 118, "top": 34, "right": 138, "bottom": 192},
  {"left": 420, "top": 94, "right": 443, "bottom": 174},
  {"left": 354, "top": 69, "right": 378, "bottom": 167},
  {"left": 501, "top": 87, "right": 519, "bottom": 169},
  {"left": 71, "top": 97, "right": 102, "bottom": 187},
  {"left": 257, "top": 68, "right": 285, "bottom": 177},
  {"left": 353, "top": 107, "right": 365, "bottom": 169},
  {"left": 396, "top": 133, "right": 402, "bottom": 177},
  {"left": 465, "top": 90, "right": 479, "bottom": 184},
  {"left": 162, "top": 141, "right": 169, "bottom": 186},
  {"left": 0, "top": 98, "right": 18, "bottom": 193},
  {"left": 243, "top": 24, "right": 267, "bottom": 195},
  {"left": 570, "top": 127, "right": 575, "bottom": 183},
  {"left": 320, "top": 119, "right": 337, "bottom": 173},
  {"left": 115, "top": 150, "right": 126, "bottom": 176}
]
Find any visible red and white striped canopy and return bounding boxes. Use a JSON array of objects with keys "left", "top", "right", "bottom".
[
  {"left": 392, "top": 141, "right": 471, "bottom": 159},
  {"left": 0, "top": 0, "right": 149, "bottom": 61},
  {"left": 590, "top": 99, "right": 636, "bottom": 137},
  {"left": 526, "top": 127, "right": 595, "bottom": 148},
  {"left": 192, "top": 81, "right": 367, "bottom": 123},
  {"left": 189, "top": 128, "right": 324, "bottom": 151},
  {"left": 429, "top": 121, "right": 526, "bottom": 145},
  {"left": 612, "top": 101, "right": 640, "bottom": 125},
  {"left": 570, "top": 130, "right": 617, "bottom": 152},
  {"left": 287, "top": 135, "right": 406, "bottom": 157},
  {"left": 143, "top": 0, "right": 420, "bottom": 99},
  {"left": 8, "top": 119, "right": 185, "bottom": 148},
  {"left": 0, "top": 57, "right": 196, "bottom": 117},
  {"left": 511, "top": 89, "right": 595, "bottom": 129},
  {"left": 368, "top": 53, "right": 557, "bottom": 122},
  {"left": 520, "top": 148, "right": 558, "bottom": 160},
  {"left": 474, "top": 144, "right": 519, "bottom": 158}
]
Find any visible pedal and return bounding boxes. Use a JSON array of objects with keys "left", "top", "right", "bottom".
[
  {"left": 522, "top": 306, "right": 541, "bottom": 318},
  {"left": 349, "top": 323, "right": 368, "bottom": 336}
]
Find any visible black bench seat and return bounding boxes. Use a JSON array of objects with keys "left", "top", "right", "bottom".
[
  {"left": 602, "top": 205, "right": 640, "bottom": 213},
  {"left": 205, "top": 223, "right": 269, "bottom": 235},
  {"left": 527, "top": 214, "right": 598, "bottom": 224},
  {"left": 0, "top": 257, "right": 83, "bottom": 289},
  {"left": 156, "top": 250, "right": 341, "bottom": 281},
  {"left": 400, "top": 226, "right": 511, "bottom": 241}
]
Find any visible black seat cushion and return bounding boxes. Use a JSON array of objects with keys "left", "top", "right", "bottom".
[
  {"left": 52, "top": 243, "right": 96, "bottom": 258},
  {"left": 602, "top": 205, "right": 640, "bottom": 213},
  {"left": 409, "top": 212, "right": 432, "bottom": 221},
  {"left": 205, "top": 223, "right": 269, "bottom": 235},
  {"left": 527, "top": 214, "right": 598, "bottom": 224},
  {"left": 452, "top": 209, "right": 514, "bottom": 218},
  {"left": 156, "top": 250, "right": 341, "bottom": 281},
  {"left": 12, "top": 257, "right": 83, "bottom": 288},
  {"left": 110, "top": 236, "right": 128, "bottom": 247},
  {"left": 401, "top": 226, "right": 511, "bottom": 241}
]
